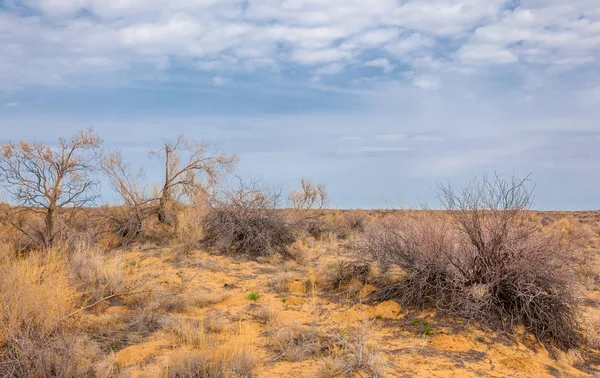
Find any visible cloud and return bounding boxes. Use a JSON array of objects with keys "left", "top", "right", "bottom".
[
  {"left": 212, "top": 75, "right": 230, "bottom": 87},
  {"left": 364, "top": 58, "right": 394, "bottom": 73},
  {"left": 0, "top": 0, "right": 598, "bottom": 90},
  {"left": 413, "top": 76, "right": 440, "bottom": 90},
  {"left": 457, "top": 44, "right": 518, "bottom": 64},
  {"left": 4, "top": 102, "right": 20, "bottom": 107}
]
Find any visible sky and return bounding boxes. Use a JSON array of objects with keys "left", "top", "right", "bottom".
[{"left": 0, "top": 0, "right": 599, "bottom": 209}]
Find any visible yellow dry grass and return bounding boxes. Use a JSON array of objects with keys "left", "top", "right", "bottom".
[{"left": 0, "top": 210, "right": 599, "bottom": 377}]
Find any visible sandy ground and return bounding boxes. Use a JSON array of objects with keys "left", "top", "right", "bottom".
[{"left": 80, "top": 237, "right": 600, "bottom": 378}]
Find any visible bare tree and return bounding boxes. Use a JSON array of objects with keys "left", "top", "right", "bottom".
[
  {"left": 101, "top": 151, "right": 153, "bottom": 244},
  {"left": 288, "top": 178, "right": 328, "bottom": 210},
  {"left": 0, "top": 129, "right": 102, "bottom": 249},
  {"left": 151, "top": 136, "right": 237, "bottom": 224}
]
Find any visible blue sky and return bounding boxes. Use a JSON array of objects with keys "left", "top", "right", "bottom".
[{"left": 1, "top": 0, "right": 600, "bottom": 209}]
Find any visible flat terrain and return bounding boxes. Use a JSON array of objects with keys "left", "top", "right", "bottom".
[{"left": 2, "top": 210, "right": 600, "bottom": 377}]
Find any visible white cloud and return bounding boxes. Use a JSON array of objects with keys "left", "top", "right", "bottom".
[
  {"left": 315, "top": 63, "right": 345, "bottom": 75},
  {"left": 290, "top": 48, "right": 352, "bottom": 65},
  {"left": 457, "top": 44, "right": 518, "bottom": 64},
  {"left": 413, "top": 76, "right": 440, "bottom": 90},
  {"left": 4, "top": 102, "right": 19, "bottom": 107},
  {"left": 212, "top": 75, "right": 230, "bottom": 86},
  {"left": 0, "top": 0, "right": 599, "bottom": 89},
  {"left": 364, "top": 58, "right": 394, "bottom": 73}
]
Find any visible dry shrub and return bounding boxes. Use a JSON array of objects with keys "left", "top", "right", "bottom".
[
  {"left": 325, "top": 260, "right": 374, "bottom": 291},
  {"left": 304, "top": 218, "right": 332, "bottom": 240},
  {"left": 203, "top": 310, "right": 229, "bottom": 333},
  {"left": 162, "top": 316, "right": 209, "bottom": 348},
  {"left": 266, "top": 323, "right": 333, "bottom": 361},
  {"left": 267, "top": 322, "right": 383, "bottom": 375},
  {"left": 582, "top": 310, "right": 600, "bottom": 349},
  {"left": 0, "top": 250, "right": 101, "bottom": 377},
  {"left": 99, "top": 205, "right": 144, "bottom": 247},
  {"left": 246, "top": 303, "right": 279, "bottom": 325},
  {"left": 165, "top": 346, "right": 255, "bottom": 378},
  {"left": 176, "top": 205, "right": 206, "bottom": 254},
  {"left": 201, "top": 182, "right": 296, "bottom": 258},
  {"left": 70, "top": 242, "right": 126, "bottom": 303},
  {"left": 162, "top": 317, "right": 255, "bottom": 378},
  {"left": 140, "top": 217, "right": 177, "bottom": 245},
  {"left": 361, "top": 175, "right": 582, "bottom": 350},
  {"left": 318, "top": 324, "right": 384, "bottom": 378},
  {"left": 268, "top": 271, "right": 299, "bottom": 294}
]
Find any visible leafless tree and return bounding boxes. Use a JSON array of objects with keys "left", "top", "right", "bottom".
[
  {"left": 0, "top": 129, "right": 102, "bottom": 249},
  {"left": 101, "top": 151, "right": 153, "bottom": 244},
  {"left": 288, "top": 178, "right": 328, "bottom": 210},
  {"left": 151, "top": 136, "right": 237, "bottom": 224}
]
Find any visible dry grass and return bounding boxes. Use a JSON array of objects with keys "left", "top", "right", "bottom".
[
  {"left": 0, "top": 249, "right": 102, "bottom": 377},
  {"left": 70, "top": 242, "right": 126, "bottom": 303},
  {"left": 267, "top": 271, "right": 300, "bottom": 294},
  {"left": 164, "top": 345, "right": 256, "bottom": 378},
  {"left": 247, "top": 303, "right": 279, "bottom": 325},
  {"left": 0, "top": 205, "right": 598, "bottom": 377},
  {"left": 162, "top": 316, "right": 256, "bottom": 378},
  {"left": 266, "top": 323, "right": 333, "bottom": 361},
  {"left": 162, "top": 315, "right": 210, "bottom": 348},
  {"left": 582, "top": 309, "right": 600, "bottom": 349},
  {"left": 317, "top": 324, "right": 385, "bottom": 378},
  {"left": 176, "top": 205, "right": 206, "bottom": 255}
]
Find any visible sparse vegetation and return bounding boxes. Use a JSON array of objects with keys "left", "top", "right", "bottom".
[
  {"left": 361, "top": 175, "right": 583, "bottom": 350},
  {"left": 201, "top": 180, "right": 296, "bottom": 258},
  {"left": 0, "top": 130, "right": 599, "bottom": 377},
  {"left": 246, "top": 292, "right": 261, "bottom": 301}
]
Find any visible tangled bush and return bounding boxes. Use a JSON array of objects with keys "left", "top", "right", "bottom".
[
  {"left": 359, "top": 175, "right": 582, "bottom": 350},
  {"left": 201, "top": 181, "right": 296, "bottom": 258}
]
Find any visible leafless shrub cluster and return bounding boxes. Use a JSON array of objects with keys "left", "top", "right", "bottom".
[
  {"left": 360, "top": 174, "right": 582, "bottom": 350},
  {"left": 201, "top": 180, "right": 296, "bottom": 258}
]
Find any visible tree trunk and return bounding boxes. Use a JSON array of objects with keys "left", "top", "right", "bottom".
[
  {"left": 158, "top": 143, "right": 171, "bottom": 224},
  {"left": 158, "top": 189, "right": 168, "bottom": 224},
  {"left": 44, "top": 206, "right": 55, "bottom": 249}
]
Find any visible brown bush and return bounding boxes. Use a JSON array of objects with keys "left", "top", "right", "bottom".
[
  {"left": 360, "top": 175, "right": 582, "bottom": 350},
  {"left": 201, "top": 181, "right": 296, "bottom": 258}
]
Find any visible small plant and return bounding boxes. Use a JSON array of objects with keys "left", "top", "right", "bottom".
[
  {"left": 421, "top": 327, "right": 433, "bottom": 336},
  {"left": 247, "top": 292, "right": 261, "bottom": 301},
  {"left": 375, "top": 315, "right": 383, "bottom": 320},
  {"left": 411, "top": 320, "right": 421, "bottom": 326},
  {"left": 281, "top": 297, "right": 287, "bottom": 303}
]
